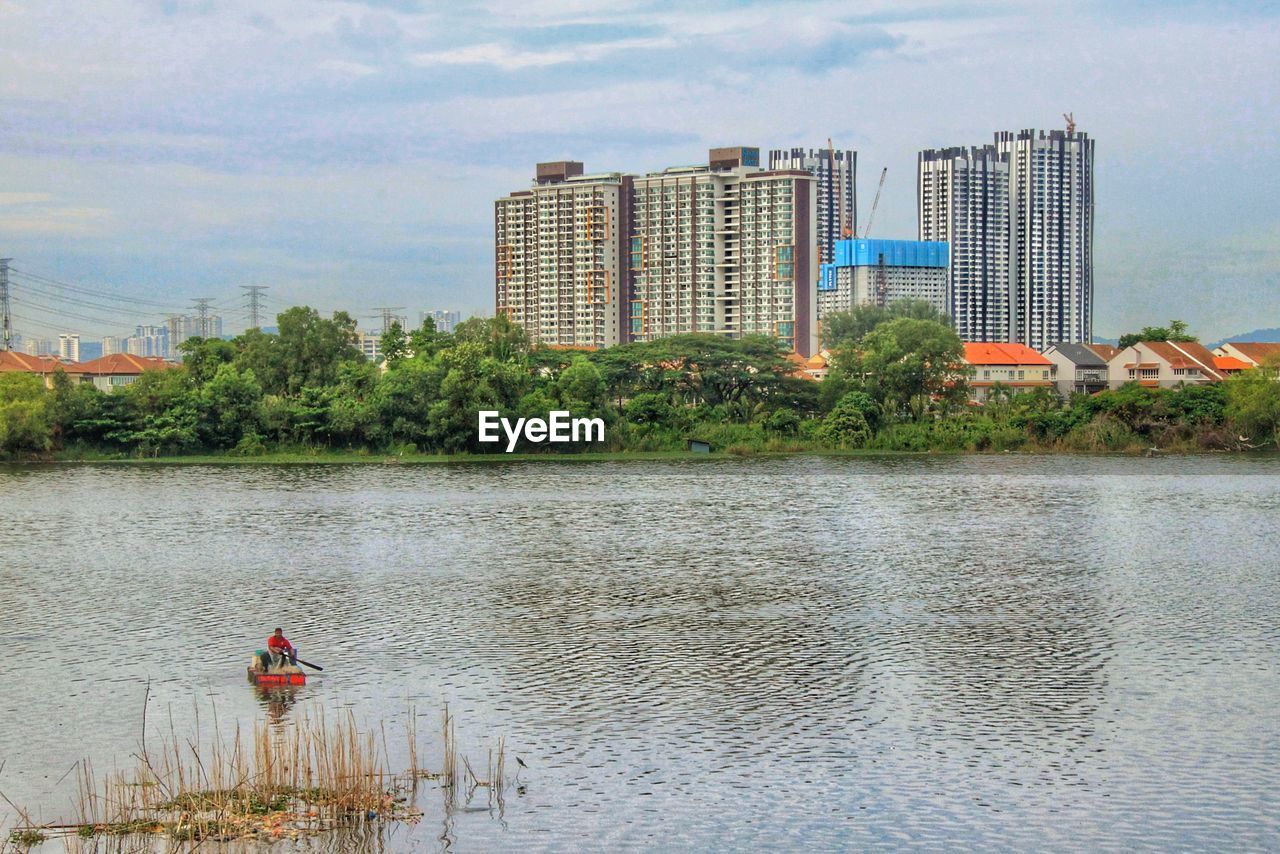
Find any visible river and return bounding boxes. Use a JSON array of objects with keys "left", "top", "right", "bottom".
[{"left": 1, "top": 455, "right": 1278, "bottom": 851}]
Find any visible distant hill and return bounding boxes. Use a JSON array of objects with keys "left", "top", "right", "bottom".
[{"left": 1208, "top": 328, "right": 1280, "bottom": 349}]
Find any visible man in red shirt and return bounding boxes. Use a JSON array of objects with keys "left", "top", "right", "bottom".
[{"left": 267, "top": 628, "right": 297, "bottom": 668}]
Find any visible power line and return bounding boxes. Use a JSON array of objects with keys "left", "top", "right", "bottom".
[
  {"left": 10, "top": 274, "right": 211, "bottom": 322},
  {"left": 9, "top": 267, "right": 189, "bottom": 310},
  {"left": 12, "top": 293, "right": 160, "bottom": 331}
]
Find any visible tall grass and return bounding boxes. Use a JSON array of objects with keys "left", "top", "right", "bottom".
[{"left": 5, "top": 701, "right": 511, "bottom": 847}]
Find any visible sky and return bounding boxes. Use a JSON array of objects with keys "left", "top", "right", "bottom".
[{"left": 1, "top": 0, "right": 1277, "bottom": 342}]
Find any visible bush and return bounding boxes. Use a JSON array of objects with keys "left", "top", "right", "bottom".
[
  {"left": 624, "top": 393, "right": 675, "bottom": 425},
  {"left": 765, "top": 408, "right": 800, "bottom": 435},
  {"left": 1062, "top": 415, "right": 1142, "bottom": 452},
  {"left": 231, "top": 433, "right": 268, "bottom": 457}
]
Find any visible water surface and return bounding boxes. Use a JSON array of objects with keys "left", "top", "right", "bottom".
[{"left": 1, "top": 455, "right": 1278, "bottom": 850}]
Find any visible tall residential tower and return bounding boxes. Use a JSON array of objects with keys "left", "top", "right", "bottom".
[
  {"left": 997, "top": 129, "right": 1095, "bottom": 351},
  {"left": 495, "top": 162, "right": 626, "bottom": 349},
  {"left": 496, "top": 149, "right": 819, "bottom": 356},
  {"left": 918, "top": 145, "right": 1012, "bottom": 342},
  {"left": 768, "top": 147, "right": 855, "bottom": 265},
  {"left": 628, "top": 147, "right": 817, "bottom": 355},
  {"left": 918, "top": 126, "right": 1094, "bottom": 350}
]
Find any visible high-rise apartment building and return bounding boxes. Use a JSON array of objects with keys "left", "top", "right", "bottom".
[
  {"left": 23, "top": 337, "right": 52, "bottom": 356},
  {"left": 768, "top": 147, "right": 855, "bottom": 264},
  {"left": 628, "top": 148, "right": 817, "bottom": 354},
  {"left": 102, "top": 336, "right": 127, "bottom": 356},
  {"left": 126, "top": 325, "right": 169, "bottom": 359},
  {"left": 996, "top": 129, "right": 1095, "bottom": 351},
  {"left": 495, "top": 161, "right": 625, "bottom": 349},
  {"left": 358, "top": 331, "right": 382, "bottom": 361},
  {"left": 918, "top": 145, "right": 1012, "bottom": 342},
  {"left": 497, "top": 150, "right": 819, "bottom": 356},
  {"left": 58, "top": 333, "right": 80, "bottom": 362},
  {"left": 818, "top": 238, "right": 949, "bottom": 318},
  {"left": 421, "top": 309, "right": 462, "bottom": 334},
  {"left": 919, "top": 127, "right": 1094, "bottom": 350}
]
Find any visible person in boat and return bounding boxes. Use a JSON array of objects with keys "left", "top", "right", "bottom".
[{"left": 267, "top": 628, "right": 298, "bottom": 669}]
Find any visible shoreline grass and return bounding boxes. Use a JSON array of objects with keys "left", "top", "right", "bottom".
[{"left": 3, "top": 702, "right": 507, "bottom": 848}]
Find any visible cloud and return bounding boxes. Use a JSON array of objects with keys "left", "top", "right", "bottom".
[
  {"left": 0, "top": 192, "right": 54, "bottom": 205},
  {"left": 0, "top": 0, "right": 1276, "bottom": 340},
  {"left": 411, "top": 35, "right": 680, "bottom": 70}
]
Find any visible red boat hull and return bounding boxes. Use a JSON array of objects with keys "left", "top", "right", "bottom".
[{"left": 249, "top": 670, "right": 305, "bottom": 686}]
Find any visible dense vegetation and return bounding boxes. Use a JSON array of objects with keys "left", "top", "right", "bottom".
[{"left": 1, "top": 304, "right": 1278, "bottom": 459}]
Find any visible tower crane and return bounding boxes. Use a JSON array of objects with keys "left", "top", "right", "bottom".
[{"left": 860, "top": 167, "right": 887, "bottom": 238}]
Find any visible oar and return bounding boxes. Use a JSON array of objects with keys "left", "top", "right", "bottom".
[{"left": 295, "top": 657, "right": 324, "bottom": 672}]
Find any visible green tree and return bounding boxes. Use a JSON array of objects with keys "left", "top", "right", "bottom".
[
  {"left": 1117, "top": 319, "right": 1197, "bottom": 349},
  {"left": 556, "top": 356, "right": 607, "bottom": 414},
  {"left": 453, "top": 315, "right": 529, "bottom": 362},
  {"left": 380, "top": 321, "right": 409, "bottom": 366},
  {"left": 1226, "top": 359, "right": 1280, "bottom": 446},
  {"left": 47, "top": 369, "right": 100, "bottom": 449},
  {"left": 766, "top": 407, "right": 801, "bottom": 435},
  {"left": 272, "top": 306, "right": 364, "bottom": 394},
  {"left": 855, "top": 318, "right": 967, "bottom": 420},
  {"left": 180, "top": 337, "right": 237, "bottom": 384},
  {"left": 407, "top": 316, "right": 451, "bottom": 360},
  {"left": 624, "top": 392, "right": 675, "bottom": 425},
  {"left": 818, "top": 392, "right": 875, "bottom": 448},
  {"left": 200, "top": 363, "right": 264, "bottom": 449},
  {"left": 0, "top": 373, "right": 52, "bottom": 456},
  {"left": 822, "top": 299, "right": 950, "bottom": 349},
  {"left": 375, "top": 358, "right": 445, "bottom": 447}
]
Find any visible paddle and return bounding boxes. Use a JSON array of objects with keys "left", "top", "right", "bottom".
[{"left": 294, "top": 657, "right": 324, "bottom": 672}]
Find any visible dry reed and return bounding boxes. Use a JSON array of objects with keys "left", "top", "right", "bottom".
[{"left": 6, "top": 700, "right": 516, "bottom": 847}]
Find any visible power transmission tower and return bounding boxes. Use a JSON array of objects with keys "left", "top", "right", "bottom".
[
  {"left": 0, "top": 258, "right": 11, "bottom": 352},
  {"left": 241, "top": 285, "right": 269, "bottom": 329},
  {"left": 193, "top": 298, "right": 213, "bottom": 339},
  {"left": 372, "top": 306, "right": 407, "bottom": 335}
]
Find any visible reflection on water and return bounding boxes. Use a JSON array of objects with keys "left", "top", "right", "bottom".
[
  {"left": 255, "top": 684, "right": 302, "bottom": 725},
  {"left": 1, "top": 455, "right": 1279, "bottom": 850}
]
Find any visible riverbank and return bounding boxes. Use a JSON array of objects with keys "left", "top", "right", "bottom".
[{"left": 8, "top": 445, "right": 1274, "bottom": 465}]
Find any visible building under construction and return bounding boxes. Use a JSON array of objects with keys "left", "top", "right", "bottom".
[{"left": 817, "top": 238, "right": 949, "bottom": 319}]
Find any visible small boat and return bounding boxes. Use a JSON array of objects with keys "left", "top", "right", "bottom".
[{"left": 248, "top": 651, "right": 306, "bottom": 686}]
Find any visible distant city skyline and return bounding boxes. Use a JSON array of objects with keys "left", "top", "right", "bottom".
[{"left": 0, "top": 1, "right": 1275, "bottom": 342}]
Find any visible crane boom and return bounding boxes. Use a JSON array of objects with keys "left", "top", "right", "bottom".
[{"left": 862, "top": 167, "right": 887, "bottom": 239}]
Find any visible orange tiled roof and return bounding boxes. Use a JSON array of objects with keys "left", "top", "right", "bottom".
[
  {"left": 962, "top": 342, "right": 1052, "bottom": 366},
  {"left": 1227, "top": 342, "right": 1280, "bottom": 364},
  {"left": 1214, "top": 356, "right": 1251, "bottom": 371},
  {"left": 0, "top": 351, "right": 62, "bottom": 373},
  {"left": 70, "top": 353, "right": 173, "bottom": 376},
  {"left": 1085, "top": 343, "right": 1120, "bottom": 361},
  {"left": 1139, "top": 341, "right": 1224, "bottom": 381}
]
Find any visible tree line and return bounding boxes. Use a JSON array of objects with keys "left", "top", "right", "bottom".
[{"left": 1, "top": 303, "right": 1278, "bottom": 458}]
